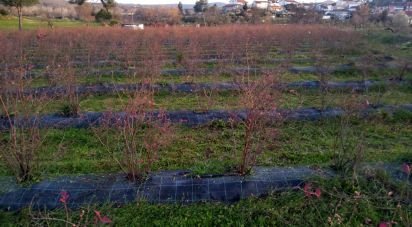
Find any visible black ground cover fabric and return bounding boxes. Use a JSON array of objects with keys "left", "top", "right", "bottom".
[
  {"left": 6, "top": 79, "right": 407, "bottom": 98},
  {"left": 0, "top": 163, "right": 409, "bottom": 211},
  {"left": 0, "top": 104, "right": 411, "bottom": 129},
  {"left": 0, "top": 167, "right": 329, "bottom": 211}
]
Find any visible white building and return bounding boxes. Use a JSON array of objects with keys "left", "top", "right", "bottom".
[
  {"left": 229, "top": 0, "right": 248, "bottom": 5},
  {"left": 335, "top": 0, "right": 362, "bottom": 10},
  {"left": 253, "top": 0, "right": 269, "bottom": 9}
]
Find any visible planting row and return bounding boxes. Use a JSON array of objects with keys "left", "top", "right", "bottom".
[
  {"left": 6, "top": 79, "right": 409, "bottom": 98},
  {"left": 4, "top": 61, "right": 409, "bottom": 90},
  {"left": 2, "top": 84, "right": 411, "bottom": 116},
  {"left": 5, "top": 44, "right": 397, "bottom": 71},
  {"left": 1, "top": 54, "right": 322, "bottom": 69},
  {"left": 2, "top": 64, "right": 358, "bottom": 79},
  {"left": 0, "top": 166, "right": 330, "bottom": 210},
  {"left": 1, "top": 104, "right": 411, "bottom": 129},
  {"left": 0, "top": 114, "right": 410, "bottom": 187},
  {"left": 0, "top": 25, "right": 359, "bottom": 68},
  {"left": 1, "top": 162, "right": 409, "bottom": 211}
]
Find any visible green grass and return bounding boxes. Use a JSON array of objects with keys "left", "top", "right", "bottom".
[
  {"left": 29, "top": 72, "right": 249, "bottom": 87},
  {"left": 0, "top": 16, "right": 95, "bottom": 30},
  {"left": 0, "top": 117, "right": 410, "bottom": 177},
  {"left": 34, "top": 84, "right": 412, "bottom": 114},
  {"left": 26, "top": 66, "right": 412, "bottom": 88},
  {"left": 363, "top": 29, "right": 412, "bottom": 59}
]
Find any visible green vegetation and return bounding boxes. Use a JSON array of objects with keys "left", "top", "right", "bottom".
[
  {"left": 32, "top": 84, "right": 412, "bottom": 113},
  {"left": 0, "top": 0, "right": 39, "bottom": 30},
  {"left": 0, "top": 16, "right": 95, "bottom": 30},
  {"left": 0, "top": 117, "right": 410, "bottom": 177}
]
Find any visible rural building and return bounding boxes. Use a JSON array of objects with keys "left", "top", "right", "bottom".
[
  {"left": 325, "top": 10, "right": 352, "bottom": 20},
  {"left": 229, "top": 0, "right": 248, "bottom": 4},
  {"left": 405, "top": 2, "right": 412, "bottom": 24},
  {"left": 388, "top": 3, "right": 406, "bottom": 14},
  {"left": 277, "top": 0, "right": 300, "bottom": 7},
  {"left": 253, "top": 0, "right": 270, "bottom": 9},
  {"left": 223, "top": 3, "right": 244, "bottom": 13},
  {"left": 269, "top": 3, "right": 285, "bottom": 12}
]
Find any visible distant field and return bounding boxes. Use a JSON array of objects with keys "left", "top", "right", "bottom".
[
  {"left": 0, "top": 24, "right": 411, "bottom": 226},
  {"left": 0, "top": 16, "right": 96, "bottom": 30}
]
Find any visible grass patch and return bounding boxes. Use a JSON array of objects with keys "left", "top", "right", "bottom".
[
  {"left": 0, "top": 16, "right": 95, "bottom": 30},
  {"left": 0, "top": 118, "right": 410, "bottom": 177},
  {"left": 35, "top": 85, "right": 412, "bottom": 113}
]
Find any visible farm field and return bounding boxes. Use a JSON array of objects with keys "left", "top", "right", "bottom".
[{"left": 0, "top": 24, "right": 411, "bottom": 225}]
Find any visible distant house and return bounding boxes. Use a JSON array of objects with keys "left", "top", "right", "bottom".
[
  {"left": 347, "top": 2, "right": 362, "bottom": 9},
  {"left": 229, "top": 0, "right": 247, "bottom": 4},
  {"left": 253, "top": 0, "right": 269, "bottom": 9},
  {"left": 334, "top": 0, "right": 361, "bottom": 10},
  {"left": 406, "top": 12, "right": 412, "bottom": 24},
  {"left": 315, "top": 1, "right": 336, "bottom": 12},
  {"left": 405, "top": 2, "right": 412, "bottom": 24},
  {"left": 406, "top": 2, "right": 412, "bottom": 11},
  {"left": 121, "top": 24, "right": 144, "bottom": 30},
  {"left": 388, "top": 3, "right": 405, "bottom": 14},
  {"left": 223, "top": 0, "right": 246, "bottom": 13},
  {"left": 277, "top": 0, "right": 299, "bottom": 7},
  {"left": 325, "top": 10, "right": 351, "bottom": 20},
  {"left": 223, "top": 3, "right": 243, "bottom": 13},
  {"left": 269, "top": 3, "right": 284, "bottom": 12}
]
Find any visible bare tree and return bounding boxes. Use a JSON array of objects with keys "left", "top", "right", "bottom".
[
  {"left": 0, "top": 0, "right": 39, "bottom": 30},
  {"left": 100, "top": 0, "right": 115, "bottom": 13},
  {"left": 76, "top": 2, "right": 93, "bottom": 22},
  {"left": 351, "top": 4, "right": 369, "bottom": 29}
]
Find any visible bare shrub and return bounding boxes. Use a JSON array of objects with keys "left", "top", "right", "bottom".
[
  {"left": 30, "top": 191, "right": 112, "bottom": 226},
  {"left": 196, "top": 88, "right": 216, "bottom": 112},
  {"left": 76, "top": 3, "right": 94, "bottom": 22},
  {"left": 351, "top": 5, "right": 369, "bottom": 29},
  {"left": 176, "top": 32, "right": 203, "bottom": 82},
  {"left": 141, "top": 35, "right": 164, "bottom": 82},
  {"left": 396, "top": 57, "right": 410, "bottom": 81},
  {"left": 356, "top": 51, "right": 375, "bottom": 92},
  {"left": 0, "top": 68, "right": 47, "bottom": 183},
  {"left": 49, "top": 58, "right": 80, "bottom": 117},
  {"left": 230, "top": 74, "right": 281, "bottom": 175},
  {"left": 0, "top": 25, "right": 355, "bottom": 86},
  {"left": 312, "top": 51, "right": 331, "bottom": 111},
  {"left": 332, "top": 93, "right": 369, "bottom": 182},
  {"left": 61, "top": 66, "right": 80, "bottom": 117},
  {"left": 133, "top": 7, "right": 181, "bottom": 26},
  {"left": 308, "top": 27, "right": 360, "bottom": 110},
  {"left": 392, "top": 12, "right": 409, "bottom": 31},
  {"left": 94, "top": 88, "right": 173, "bottom": 181}
]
